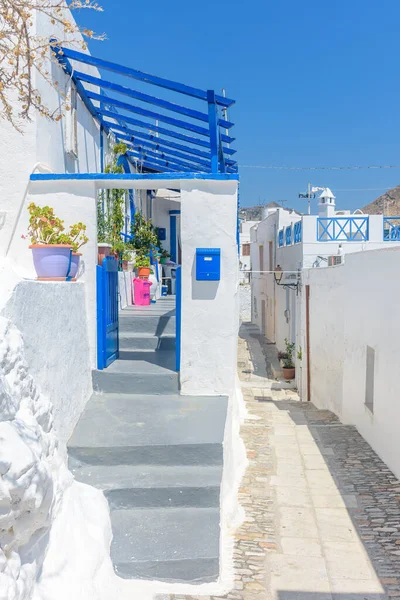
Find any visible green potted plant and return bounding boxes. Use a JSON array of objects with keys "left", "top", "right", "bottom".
[
  {"left": 24, "top": 203, "right": 73, "bottom": 280},
  {"left": 282, "top": 338, "right": 295, "bottom": 380},
  {"left": 160, "top": 249, "right": 171, "bottom": 265},
  {"left": 134, "top": 253, "right": 153, "bottom": 279},
  {"left": 121, "top": 250, "right": 131, "bottom": 272}
]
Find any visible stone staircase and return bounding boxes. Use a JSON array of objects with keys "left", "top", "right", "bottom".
[{"left": 68, "top": 298, "right": 227, "bottom": 583}]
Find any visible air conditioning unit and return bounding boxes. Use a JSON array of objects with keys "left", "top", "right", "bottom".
[{"left": 328, "top": 255, "right": 343, "bottom": 266}]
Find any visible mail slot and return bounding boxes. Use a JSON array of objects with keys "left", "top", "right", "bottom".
[{"left": 196, "top": 248, "right": 221, "bottom": 281}]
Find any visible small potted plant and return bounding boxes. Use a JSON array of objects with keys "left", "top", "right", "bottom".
[
  {"left": 160, "top": 249, "right": 171, "bottom": 265},
  {"left": 121, "top": 250, "right": 131, "bottom": 272},
  {"left": 60, "top": 222, "right": 89, "bottom": 278},
  {"left": 25, "top": 203, "right": 73, "bottom": 280},
  {"left": 282, "top": 338, "right": 295, "bottom": 380},
  {"left": 134, "top": 253, "right": 153, "bottom": 279}
]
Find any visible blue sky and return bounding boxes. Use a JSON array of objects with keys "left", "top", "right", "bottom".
[{"left": 75, "top": 0, "right": 400, "bottom": 212}]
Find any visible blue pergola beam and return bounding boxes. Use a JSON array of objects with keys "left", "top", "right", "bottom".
[
  {"left": 87, "top": 90, "right": 220, "bottom": 138},
  {"left": 104, "top": 120, "right": 211, "bottom": 160},
  {"left": 126, "top": 150, "right": 194, "bottom": 172},
  {"left": 75, "top": 70, "right": 234, "bottom": 129},
  {"left": 115, "top": 132, "right": 211, "bottom": 169},
  {"left": 111, "top": 123, "right": 235, "bottom": 167},
  {"left": 126, "top": 148, "right": 206, "bottom": 172},
  {"left": 99, "top": 108, "right": 236, "bottom": 151},
  {"left": 58, "top": 45, "right": 235, "bottom": 108}
]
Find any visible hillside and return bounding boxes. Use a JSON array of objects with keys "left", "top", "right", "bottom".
[
  {"left": 361, "top": 185, "right": 400, "bottom": 215},
  {"left": 239, "top": 201, "right": 280, "bottom": 221}
]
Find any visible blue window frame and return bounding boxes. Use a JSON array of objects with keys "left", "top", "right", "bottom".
[
  {"left": 285, "top": 226, "right": 292, "bottom": 246},
  {"left": 294, "top": 221, "right": 302, "bottom": 244},
  {"left": 278, "top": 229, "right": 284, "bottom": 247}
]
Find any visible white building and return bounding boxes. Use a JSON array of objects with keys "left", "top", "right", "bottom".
[
  {"left": 251, "top": 187, "right": 400, "bottom": 480},
  {"left": 239, "top": 219, "right": 259, "bottom": 283},
  {"left": 0, "top": 6, "right": 242, "bottom": 599}
]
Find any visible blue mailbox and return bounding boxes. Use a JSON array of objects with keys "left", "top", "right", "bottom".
[{"left": 196, "top": 248, "right": 221, "bottom": 281}]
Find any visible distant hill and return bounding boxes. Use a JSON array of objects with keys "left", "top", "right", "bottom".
[
  {"left": 239, "top": 201, "right": 280, "bottom": 221},
  {"left": 361, "top": 185, "right": 400, "bottom": 215}
]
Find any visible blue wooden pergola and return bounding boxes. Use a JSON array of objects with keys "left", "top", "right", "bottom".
[{"left": 51, "top": 41, "right": 237, "bottom": 175}]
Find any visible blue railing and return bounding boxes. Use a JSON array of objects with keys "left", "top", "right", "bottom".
[
  {"left": 317, "top": 217, "right": 369, "bottom": 242},
  {"left": 294, "top": 221, "right": 302, "bottom": 243},
  {"left": 285, "top": 226, "right": 292, "bottom": 246},
  {"left": 278, "top": 229, "right": 284, "bottom": 247},
  {"left": 383, "top": 217, "right": 400, "bottom": 241}
]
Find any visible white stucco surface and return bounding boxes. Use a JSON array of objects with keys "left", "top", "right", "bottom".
[
  {"left": 2, "top": 280, "right": 92, "bottom": 444},
  {"left": 0, "top": 313, "right": 70, "bottom": 600},
  {"left": 304, "top": 246, "right": 400, "bottom": 479},
  {"left": 180, "top": 180, "right": 239, "bottom": 396}
]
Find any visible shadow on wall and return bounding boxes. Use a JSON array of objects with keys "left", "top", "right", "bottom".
[{"left": 191, "top": 256, "right": 218, "bottom": 300}]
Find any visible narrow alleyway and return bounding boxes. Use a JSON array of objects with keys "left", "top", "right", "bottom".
[{"left": 165, "top": 323, "right": 400, "bottom": 600}]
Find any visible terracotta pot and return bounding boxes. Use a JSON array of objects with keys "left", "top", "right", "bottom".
[
  {"left": 29, "top": 244, "right": 73, "bottom": 279},
  {"left": 122, "top": 260, "right": 128, "bottom": 271},
  {"left": 138, "top": 267, "right": 151, "bottom": 279},
  {"left": 282, "top": 366, "right": 295, "bottom": 380},
  {"left": 98, "top": 243, "right": 112, "bottom": 266}
]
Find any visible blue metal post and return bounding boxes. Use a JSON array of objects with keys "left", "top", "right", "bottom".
[
  {"left": 96, "top": 265, "right": 105, "bottom": 370},
  {"left": 176, "top": 265, "right": 181, "bottom": 372},
  {"left": 207, "top": 90, "right": 219, "bottom": 172},
  {"left": 170, "top": 214, "right": 177, "bottom": 263}
]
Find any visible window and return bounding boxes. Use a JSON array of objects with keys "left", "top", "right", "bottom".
[
  {"left": 64, "top": 83, "right": 78, "bottom": 158},
  {"left": 269, "top": 241, "right": 273, "bottom": 271},
  {"left": 242, "top": 243, "right": 250, "bottom": 256},
  {"left": 259, "top": 245, "right": 264, "bottom": 273},
  {"left": 365, "top": 346, "right": 375, "bottom": 413}
]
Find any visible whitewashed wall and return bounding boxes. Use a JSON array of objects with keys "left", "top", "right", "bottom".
[
  {"left": 303, "top": 247, "right": 400, "bottom": 479},
  {"left": 152, "top": 196, "right": 181, "bottom": 257},
  {"left": 180, "top": 180, "right": 239, "bottom": 396},
  {"left": 2, "top": 280, "right": 92, "bottom": 444},
  {"left": 250, "top": 208, "right": 300, "bottom": 345},
  {"left": 239, "top": 220, "right": 259, "bottom": 281}
]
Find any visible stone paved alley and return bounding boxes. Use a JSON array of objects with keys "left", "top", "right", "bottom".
[{"left": 167, "top": 323, "right": 400, "bottom": 600}]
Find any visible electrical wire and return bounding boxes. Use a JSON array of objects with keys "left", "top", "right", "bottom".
[{"left": 239, "top": 164, "right": 400, "bottom": 171}]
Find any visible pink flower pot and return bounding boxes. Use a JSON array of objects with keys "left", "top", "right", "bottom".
[{"left": 30, "top": 245, "right": 73, "bottom": 279}]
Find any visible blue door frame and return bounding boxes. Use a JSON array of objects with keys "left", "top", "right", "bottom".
[
  {"left": 176, "top": 265, "right": 181, "bottom": 372},
  {"left": 97, "top": 256, "right": 119, "bottom": 369}
]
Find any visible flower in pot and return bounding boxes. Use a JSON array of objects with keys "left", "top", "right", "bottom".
[
  {"left": 121, "top": 251, "right": 131, "bottom": 272},
  {"left": 134, "top": 253, "right": 153, "bottom": 279},
  {"left": 282, "top": 338, "right": 296, "bottom": 380},
  {"left": 25, "top": 203, "right": 73, "bottom": 280}
]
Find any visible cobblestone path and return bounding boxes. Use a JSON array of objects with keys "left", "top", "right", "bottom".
[{"left": 166, "top": 323, "right": 400, "bottom": 600}]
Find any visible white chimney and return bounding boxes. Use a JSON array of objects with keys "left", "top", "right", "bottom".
[{"left": 318, "top": 188, "right": 336, "bottom": 218}]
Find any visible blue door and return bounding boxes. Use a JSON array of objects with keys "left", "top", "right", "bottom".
[
  {"left": 97, "top": 256, "right": 119, "bottom": 369},
  {"left": 176, "top": 265, "right": 181, "bottom": 372}
]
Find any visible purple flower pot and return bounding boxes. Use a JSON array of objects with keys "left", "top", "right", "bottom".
[
  {"left": 30, "top": 245, "right": 73, "bottom": 279},
  {"left": 69, "top": 253, "right": 81, "bottom": 279}
]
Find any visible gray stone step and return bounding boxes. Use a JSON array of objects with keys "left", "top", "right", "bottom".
[
  {"left": 119, "top": 313, "right": 176, "bottom": 335},
  {"left": 111, "top": 507, "right": 219, "bottom": 582},
  {"left": 119, "top": 333, "right": 175, "bottom": 351},
  {"left": 115, "top": 351, "right": 176, "bottom": 369},
  {"left": 69, "top": 464, "right": 222, "bottom": 508},
  {"left": 69, "top": 464, "right": 223, "bottom": 490},
  {"left": 92, "top": 361, "right": 178, "bottom": 394},
  {"left": 68, "top": 394, "right": 227, "bottom": 466}
]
